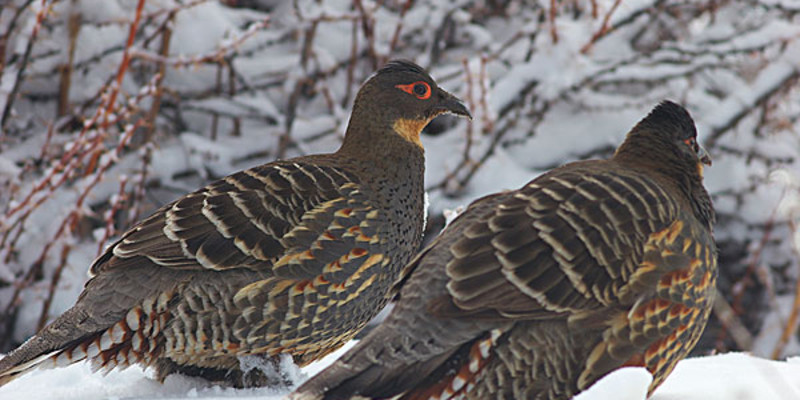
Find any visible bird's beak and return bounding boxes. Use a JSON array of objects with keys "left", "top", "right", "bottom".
[
  {"left": 434, "top": 89, "right": 472, "bottom": 120},
  {"left": 698, "top": 144, "right": 712, "bottom": 166}
]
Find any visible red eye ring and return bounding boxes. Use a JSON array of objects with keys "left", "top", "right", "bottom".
[
  {"left": 684, "top": 138, "right": 699, "bottom": 152},
  {"left": 395, "top": 81, "right": 431, "bottom": 100}
]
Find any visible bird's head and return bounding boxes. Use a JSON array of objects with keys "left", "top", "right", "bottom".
[
  {"left": 615, "top": 100, "right": 715, "bottom": 227},
  {"left": 616, "top": 100, "right": 711, "bottom": 180},
  {"left": 344, "top": 60, "right": 471, "bottom": 149}
]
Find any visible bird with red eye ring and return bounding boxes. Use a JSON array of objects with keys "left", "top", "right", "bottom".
[
  {"left": 396, "top": 81, "right": 432, "bottom": 100},
  {"left": 0, "top": 59, "right": 472, "bottom": 390}
]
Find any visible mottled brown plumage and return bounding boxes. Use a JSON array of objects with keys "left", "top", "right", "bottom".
[
  {"left": 290, "top": 101, "right": 716, "bottom": 400},
  {"left": 0, "top": 60, "right": 470, "bottom": 388}
]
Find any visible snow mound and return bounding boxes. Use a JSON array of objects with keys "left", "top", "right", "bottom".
[{"left": 1, "top": 351, "right": 799, "bottom": 399}]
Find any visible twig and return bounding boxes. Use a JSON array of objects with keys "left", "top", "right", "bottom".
[
  {"left": 229, "top": 59, "right": 241, "bottom": 137},
  {"left": 549, "top": 0, "right": 559, "bottom": 43},
  {"left": 712, "top": 294, "right": 754, "bottom": 351},
  {"left": 707, "top": 69, "right": 800, "bottom": 147},
  {"left": 0, "top": 0, "right": 39, "bottom": 126},
  {"left": 102, "top": 0, "right": 146, "bottom": 129},
  {"left": 280, "top": 19, "right": 318, "bottom": 158},
  {"left": 478, "top": 55, "right": 493, "bottom": 134},
  {"left": 353, "top": 0, "right": 377, "bottom": 69},
  {"left": 212, "top": 62, "right": 223, "bottom": 141},
  {"left": 57, "top": 0, "right": 81, "bottom": 117},
  {"left": 771, "top": 218, "right": 800, "bottom": 359},
  {"left": 342, "top": 19, "right": 359, "bottom": 108},
  {"left": 384, "top": 0, "right": 414, "bottom": 65},
  {"left": 732, "top": 206, "right": 779, "bottom": 314},
  {"left": 128, "top": 18, "right": 270, "bottom": 68},
  {"left": 449, "top": 58, "right": 475, "bottom": 191},
  {"left": 1, "top": 0, "right": 52, "bottom": 132},
  {"left": 96, "top": 177, "right": 129, "bottom": 257},
  {"left": 142, "top": 13, "right": 172, "bottom": 145},
  {"left": 580, "top": 0, "right": 623, "bottom": 54},
  {"left": 38, "top": 122, "right": 55, "bottom": 160},
  {"left": 129, "top": 144, "right": 153, "bottom": 225},
  {"left": 715, "top": 199, "right": 781, "bottom": 351},
  {"left": 36, "top": 243, "right": 72, "bottom": 331}
]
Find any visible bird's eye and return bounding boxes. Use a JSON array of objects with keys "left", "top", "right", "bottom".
[
  {"left": 395, "top": 81, "right": 431, "bottom": 100},
  {"left": 684, "top": 138, "right": 699, "bottom": 153},
  {"left": 413, "top": 83, "right": 428, "bottom": 97}
]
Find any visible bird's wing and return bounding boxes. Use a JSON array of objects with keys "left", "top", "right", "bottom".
[
  {"left": 87, "top": 159, "right": 394, "bottom": 362},
  {"left": 229, "top": 181, "right": 393, "bottom": 361},
  {"left": 421, "top": 164, "right": 711, "bottom": 322},
  {"left": 90, "top": 161, "right": 373, "bottom": 275}
]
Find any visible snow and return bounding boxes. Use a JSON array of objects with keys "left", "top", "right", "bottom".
[
  {"left": 574, "top": 367, "right": 652, "bottom": 400},
  {"left": 0, "top": 342, "right": 357, "bottom": 400},
  {"left": 1, "top": 351, "right": 799, "bottom": 399},
  {"left": 653, "top": 353, "right": 800, "bottom": 400},
  {"left": 581, "top": 353, "right": 800, "bottom": 400},
  {"left": 2, "top": 0, "right": 800, "bottom": 398}
]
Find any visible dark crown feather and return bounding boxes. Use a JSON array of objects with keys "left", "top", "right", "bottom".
[
  {"left": 634, "top": 100, "right": 697, "bottom": 140},
  {"left": 376, "top": 59, "right": 427, "bottom": 76}
]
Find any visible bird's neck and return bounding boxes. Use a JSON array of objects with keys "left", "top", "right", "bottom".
[
  {"left": 337, "top": 118, "right": 425, "bottom": 192},
  {"left": 338, "top": 114, "right": 424, "bottom": 164}
]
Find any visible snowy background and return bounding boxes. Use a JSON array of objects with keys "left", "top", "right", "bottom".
[{"left": 1, "top": 0, "right": 800, "bottom": 398}]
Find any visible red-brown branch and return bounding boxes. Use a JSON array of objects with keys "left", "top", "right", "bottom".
[
  {"left": 102, "top": 0, "right": 146, "bottom": 129},
  {"left": 36, "top": 243, "right": 72, "bottom": 331},
  {"left": 581, "top": 0, "right": 623, "bottom": 54},
  {"left": 771, "top": 218, "right": 800, "bottom": 359}
]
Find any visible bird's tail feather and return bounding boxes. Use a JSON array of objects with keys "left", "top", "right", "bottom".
[
  {"left": 0, "top": 306, "right": 134, "bottom": 387},
  {"left": 0, "top": 335, "right": 62, "bottom": 386},
  {"left": 290, "top": 325, "right": 489, "bottom": 400}
]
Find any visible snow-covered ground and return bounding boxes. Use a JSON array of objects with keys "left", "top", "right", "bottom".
[
  {"left": 1, "top": 349, "right": 799, "bottom": 400},
  {"left": 578, "top": 353, "right": 800, "bottom": 400},
  {"left": 2, "top": 1, "right": 800, "bottom": 399},
  {"left": 0, "top": 342, "right": 356, "bottom": 400},
  {"left": 2, "top": 0, "right": 799, "bottom": 354}
]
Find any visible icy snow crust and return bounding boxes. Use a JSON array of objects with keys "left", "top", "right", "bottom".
[{"left": 2, "top": 351, "right": 800, "bottom": 399}]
